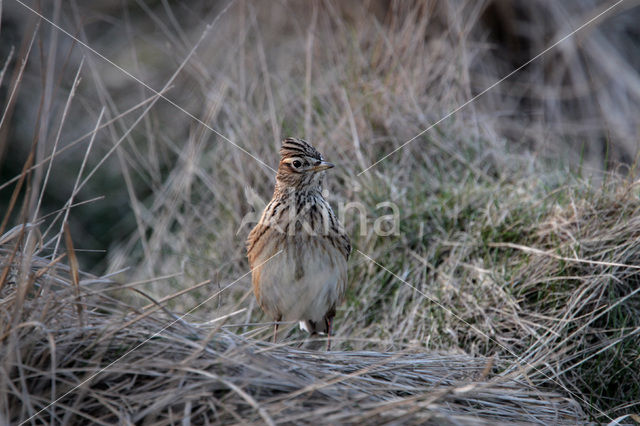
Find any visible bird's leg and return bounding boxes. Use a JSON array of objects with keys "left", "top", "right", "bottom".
[
  {"left": 273, "top": 316, "right": 281, "bottom": 343},
  {"left": 326, "top": 317, "right": 332, "bottom": 351}
]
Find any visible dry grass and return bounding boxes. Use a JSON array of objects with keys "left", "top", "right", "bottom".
[
  {"left": 1, "top": 248, "right": 584, "bottom": 424},
  {"left": 501, "top": 180, "right": 640, "bottom": 413},
  {"left": 1, "top": 0, "right": 640, "bottom": 423}
]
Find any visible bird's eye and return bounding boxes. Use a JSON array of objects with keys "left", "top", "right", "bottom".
[{"left": 292, "top": 160, "right": 302, "bottom": 168}]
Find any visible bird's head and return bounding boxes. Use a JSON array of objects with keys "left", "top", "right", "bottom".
[{"left": 275, "top": 138, "right": 334, "bottom": 191}]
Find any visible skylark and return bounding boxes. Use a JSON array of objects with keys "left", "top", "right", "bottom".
[{"left": 246, "top": 138, "right": 351, "bottom": 349}]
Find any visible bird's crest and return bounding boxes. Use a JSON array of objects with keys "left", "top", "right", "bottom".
[{"left": 279, "top": 137, "right": 322, "bottom": 160}]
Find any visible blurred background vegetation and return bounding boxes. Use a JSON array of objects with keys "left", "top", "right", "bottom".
[
  {"left": 1, "top": 0, "right": 640, "bottom": 421},
  {"left": 2, "top": 0, "right": 639, "bottom": 272}
]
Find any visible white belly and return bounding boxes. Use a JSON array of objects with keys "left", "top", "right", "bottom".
[{"left": 254, "top": 238, "right": 347, "bottom": 323}]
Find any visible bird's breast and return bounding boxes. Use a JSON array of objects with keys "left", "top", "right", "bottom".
[{"left": 252, "top": 236, "right": 347, "bottom": 323}]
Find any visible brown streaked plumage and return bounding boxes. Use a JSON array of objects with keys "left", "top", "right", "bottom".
[{"left": 246, "top": 138, "right": 350, "bottom": 349}]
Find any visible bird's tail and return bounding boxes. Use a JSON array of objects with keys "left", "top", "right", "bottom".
[
  {"left": 299, "top": 319, "right": 328, "bottom": 335},
  {"left": 299, "top": 307, "right": 335, "bottom": 335}
]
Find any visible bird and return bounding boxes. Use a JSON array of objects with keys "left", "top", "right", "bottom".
[{"left": 246, "top": 138, "right": 351, "bottom": 350}]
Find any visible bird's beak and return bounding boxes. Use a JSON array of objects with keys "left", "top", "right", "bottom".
[{"left": 312, "top": 161, "right": 334, "bottom": 172}]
